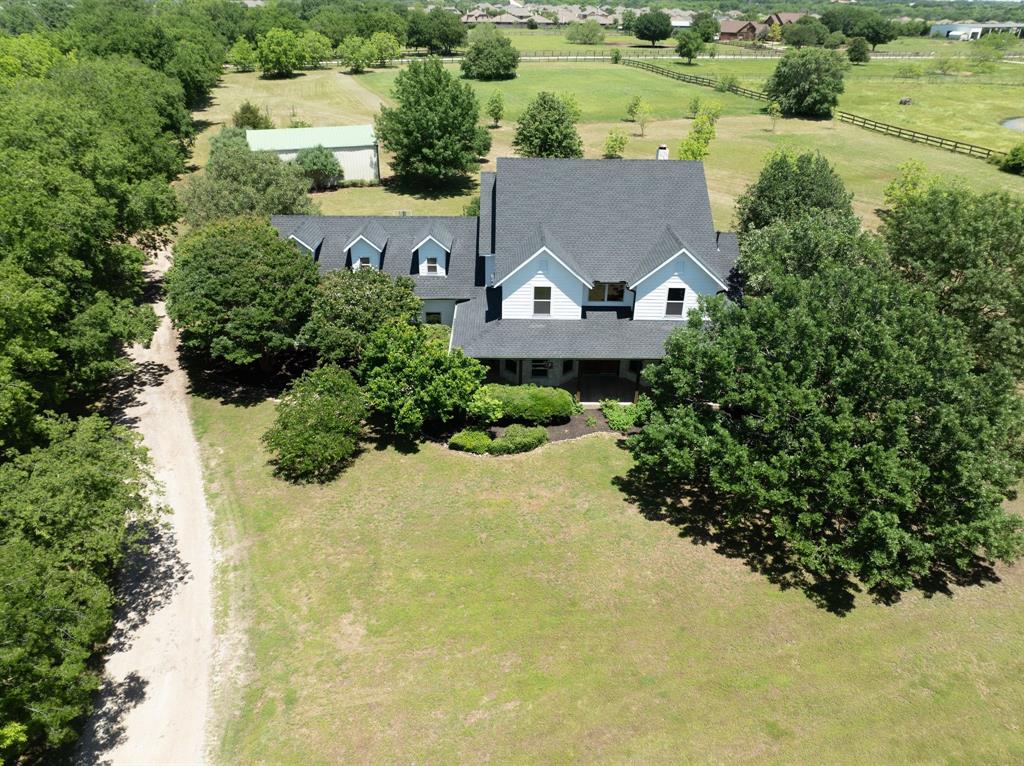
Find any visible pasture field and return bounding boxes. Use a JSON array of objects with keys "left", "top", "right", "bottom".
[
  {"left": 197, "top": 396, "right": 1024, "bottom": 766},
  {"left": 192, "top": 62, "right": 1024, "bottom": 229}
]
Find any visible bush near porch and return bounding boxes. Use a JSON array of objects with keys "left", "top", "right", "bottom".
[
  {"left": 449, "top": 424, "right": 549, "bottom": 455},
  {"left": 479, "top": 383, "right": 578, "bottom": 424}
]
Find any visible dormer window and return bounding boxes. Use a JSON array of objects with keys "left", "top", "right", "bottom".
[
  {"left": 426, "top": 257, "right": 438, "bottom": 274},
  {"left": 666, "top": 287, "right": 686, "bottom": 316},
  {"left": 356, "top": 256, "right": 372, "bottom": 270},
  {"left": 533, "top": 285, "right": 551, "bottom": 316},
  {"left": 587, "top": 282, "right": 626, "bottom": 302}
]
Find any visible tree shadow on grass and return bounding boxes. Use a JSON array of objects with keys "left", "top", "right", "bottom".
[
  {"left": 382, "top": 174, "right": 478, "bottom": 202},
  {"left": 180, "top": 349, "right": 300, "bottom": 408}
]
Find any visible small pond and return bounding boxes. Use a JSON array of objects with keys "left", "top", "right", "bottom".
[{"left": 1002, "top": 117, "right": 1024, "bottom": 132}]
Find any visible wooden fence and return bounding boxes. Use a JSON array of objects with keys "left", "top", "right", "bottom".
[{"left": 621, "top": 58, "right": 1006, "bottom": 162}]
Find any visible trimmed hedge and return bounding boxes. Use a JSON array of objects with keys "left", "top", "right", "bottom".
[
  {"left": 448, "top": 425, "right": 549, "bottom": 455},
  {"left": 449, "top": 428, "right": 492, "bottom": 454},
  {"left": 480, "top": 383, "right": 576, "bottom": 424},
  {"left": 488, "top": 424, "right": 548, "bottom": 455}
]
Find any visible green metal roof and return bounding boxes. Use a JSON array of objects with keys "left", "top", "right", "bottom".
[{"left": 245, "top": 125, "right": 376, "bottom": 152}]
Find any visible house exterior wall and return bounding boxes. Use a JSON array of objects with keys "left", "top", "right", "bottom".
[
  {"left": 416, "top": 240, "right": 448, "bottom": 276},
  {"left": 501, "top": 254, "right": 585, "bottom": 319},
  {"left": 633, "top": 255, "right": 722, "bottom": 320},
  {"left": 421, "top": 299, "right": 457, "bottom": 326},
  {"left": 349, "top": 239, "right": 382, "bottom": 270},
  {"left": 274, "top": 145, "right": 379, "bottom": 182}
]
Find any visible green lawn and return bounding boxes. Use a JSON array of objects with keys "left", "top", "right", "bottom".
[
  {"left": 190, "top": 63, "right": 1024, "bottom": 229},
  {"left": 500, "top": 27, "right": 658, "bottom": 53},
  {"left": 198, "top": 396, "right": 1024, "bottom": 765}
]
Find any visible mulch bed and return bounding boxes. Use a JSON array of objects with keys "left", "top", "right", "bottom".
[{"left": 491, "top": 409, "right": 630, "bottom": 443}]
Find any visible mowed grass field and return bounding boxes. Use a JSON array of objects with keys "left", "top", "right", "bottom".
[
  {"left": 191, "top": 62, "right": 1024, "bottom": 228},
  {"left": 198, "top": 396, "right": 1024, "bottom": 765}
]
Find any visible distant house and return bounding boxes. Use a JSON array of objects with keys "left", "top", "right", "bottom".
[
  {"left": 272, "top": 157, "right": 739, "bottom": 403},
  {"left": 718, "top": 19, "right": 766, "bottom": 40},
  {"left": 245, "top": 125, "right": 379, "bottom": 182},
  {"left": 929, "top": 21, "right": 1024, "bottom": 40},
  {"left": 763, "top": 12, "right": 807, "bottom": 26}
]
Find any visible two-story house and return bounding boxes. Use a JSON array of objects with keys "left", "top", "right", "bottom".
[{"left": 272, "top": 158, "right": 738, "bottom": 402}]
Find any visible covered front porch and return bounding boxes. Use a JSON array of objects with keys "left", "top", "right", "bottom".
[{"left": 482, "top": 358, "right": 650, "bottom": 405}]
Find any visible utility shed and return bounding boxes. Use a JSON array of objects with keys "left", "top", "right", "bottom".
[{"left": 245, "top": 125, "right": 379, "bottom": 182}]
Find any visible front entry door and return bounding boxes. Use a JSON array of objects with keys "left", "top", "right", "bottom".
[{"left": 579, "top": 359, "right": 619, "bottom": 376}]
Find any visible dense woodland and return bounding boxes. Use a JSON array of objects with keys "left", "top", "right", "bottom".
[{"left": 1, "top": 0, "right": 1023, "bottom": 762}]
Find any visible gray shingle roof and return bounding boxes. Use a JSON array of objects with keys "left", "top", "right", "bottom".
[
  {"left": 271, "top": 215, "right": 480, "bottom": 300},
  {"left": 493, "top": 225, "right": 593, "bottom": 287},
  {"left": 451, "top": 294, "right": 683, "bottom": 359},
  {"left": 489, "top": 158, "right": 733, "bottom": 285}
]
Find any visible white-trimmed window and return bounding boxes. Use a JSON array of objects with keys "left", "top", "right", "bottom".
[
  {"left": 666, "top": 287, "right": 686, "bottom": 316},
  {"left": 533, "top": 285, "right": 551, "bottom": 316},
  {"left": 425, "top": 257, "right": 438, "bottom": 274},
  {"left": 355, "top": 256, "right": 372, "bottom": 270},
  {"left": 587, "top": 282, "right": 627, "bottom": 302}
]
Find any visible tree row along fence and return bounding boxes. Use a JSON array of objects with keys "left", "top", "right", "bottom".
[
  {"left": 715, "top": 41, "right": 1024, "bottom": 61},
  {"left": 620, "top": 57, "right": 1006, "bottom": 163}
]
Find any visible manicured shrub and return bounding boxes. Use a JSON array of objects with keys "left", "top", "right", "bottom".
[
  {"left": 479, "top": 383, "right": 576, "bottom": 424},
  {"left": 448, "top": 428, "right": 492, "bottom": 454},
  {"left": 262, "top": 365, "right": 366, "bottom": 482},
  {"left": 999, "top": 142, "right": 1024, "bottom": 176},
  {"left": 488, "top": 424, "right": 548, "bottom": 455},
  {"left": 600, "top": 399, "right": 639, "bottom": 433}
]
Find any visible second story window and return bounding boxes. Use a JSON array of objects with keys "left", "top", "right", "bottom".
[
  {"left": 533, "top": 285, "right": 551, "bottom": 316},
  {"left": 357, "top": 256, "right": 371, "bottom": 270},
  {"left": 587, "top": 282, "right": 626, "bottom": 302},
  {"left": 666, "top": 287, "right": 686, "bottom": 316},
  {"left": 426, "top": 257, "right": 438, "bottom": 274}
]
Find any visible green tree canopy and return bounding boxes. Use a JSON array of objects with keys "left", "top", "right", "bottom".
[
  {"left": 359, "top": 323, "right": 486, "bottom": 438},
  {"left": 227, "top": 37, "right": 258, "bottom": 71},
  {"left": 512, "top": 91, "right": 583, "bottom": 158},
  {"left": 882, "top": 164, "right": 1024, "bottom": 376},
  {"left": 736, "top": 149, "right": 853, "bottom": 233},
  {"left": 299, "top": 268, "right": 422, "bottom": 364},
  {"left": 263, "top": 365, "right": 366, "bottom": 482},
  {"left": 674, "top": 29, "right": 705, "bottom": 63},
  {"left": 460, "top": 32, "right": 520, "bottom": 80},
  {"left": 369, "top": 30, "right": 401, "bottom": 67},
  {"left": 630, "top": 265, "right": 1024, "bottom": 599},
  {"left": 257, "top": 27, "right": 303, "bottom": 76},
  {"left": 375, "top": 57, "right": 486, "bottom": 184},
  {"left": 765, "top": 48, "right": 848, "bottom": 117},
  {"left": 294, "top": 145, "right": 343, "bottom": 191},
  {"left": 691, "top": 11, "right": 720, "bottom": 42},
  {"left": 847, "top": 36, "right": 870, "bottom": 63},
  {"left": 566, "top": 19, "right": 605, "bottom": 45},
  {"left": 336, "top": 34, "right": 373, "bottom": 73},
  {"left": 634, "top": 10, "right": 672, "bottom": 46},
  {"left": 406, "top": 8, "right": 465, "bottom": 54},
  {"left": 233, "top": 99, "right": 273, "bottom": 129},
  {"left": 166, "top": 217, "right": 320, "bottom": 367}
]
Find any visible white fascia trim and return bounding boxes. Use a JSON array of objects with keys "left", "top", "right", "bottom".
[
  {"left": 629, "top": 248, "right": 727, "bottom": 291},
  {"left": 343, "top": 234, "right": 383, "bottom": 252},
  {"left": 493, "top": 246, "right": 591, "bottom": 289},
  {"left": 448, "top": 302, "right": 460, "bottom": 353},
  {"left": 412, "top": 235, "right": 451, "bottom": 253},
  {"left": 288, "top": 234, "right": 315, "bottom": 253}
]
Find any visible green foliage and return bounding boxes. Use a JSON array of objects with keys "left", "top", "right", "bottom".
[
  {"left": 448, "top": 428, "right": 492, "bottom": 454},
  {"left": 566, "top": 19, "right": 605, "bottom": 45},
  {"left": 177, "top": 144, "right": 315, "bottom": 226},
  {"left": 765, "top": 48, "right": 848, "bottom": 118},
  {"left": 781, "top": 18, "right": 828, "bottom": 48},
  {"left": 336, "top": 35, "right": 373, "bottom": 73},
  {"left": 462, "top": 194, "right": 481, "bottom": 216},
  {"left": 882, "top": 164, "right": 1024, "bottom": 376},
  {"left": 467, "top": 387, "right": 504, "bottom": 424},
  {"left": 634, "top": 10, "right": 672, "bottom": 47},
  {"left": 714, "top": 73, "right": 738, "bottom": 92},
  {"left": 369, "top": 31, "right": 401, "bottom": 67},
  {"left": 603, "top": 127, "right": 629, "bottom": 158},
  {"left": 263, "top": 365, "right": 365, "bottom": 482},
  {"left": 513, "top": 91, "right": 583, "bottom": 159},
  {"left": 257, "top": 27, "right": 304, "bottom": 77},
  {"left": 0, "top": 416, "right": 156, "bottom": 758},
  {"left": 228, "top": 38, "right": 258, "bottom": 71},
  {"left": 687, "top": 95, "right": 703, "bottom": 118},
  {"left": 294, "top": 145, "right": 343, "bottom": 191},
  {"left": 167, "top": 217, "right": 319, "bottom": 367},
  {"left": 691, "top": 11, "right": 720, "bottom": 43},
  {"left": 375, "top": 58, "right": 484, "bottom": 184},
  {"left": 847, "top": 36, "right": 870, "bottom": 63},
  {"left": 674, "top": 29, "right": 705, "bottom": 63},
  {"left": 610, "top": 48, "right": 622, "bottom": 64},
  {"left": 299, "top": 30, "right": 333, "bottom": 69},
  {"left": 478, "top": 383, "right": 577, "bottom": 424},
  {"left": 736, "top": 150, "right": 853, "bottom": 233},
  {"left": 626, "top": 94, "right": 644, "bottom": 121},
  {"left": 631, "top": 266, "right": 1024, "bottom": 596},
  {"left": 0, "top": 31, "right": 62, "bottom": 82},
  {"left": 461, "top": 33, "right": 520, "bottom": 80},
  {"left": 210, "top": 126, "right": 249, "bottom": 154},
  {"left": 486, "top": 89, "right": 504, "bottom": 127},
  {"left": 233, "top": 100, "right": 273, "bottom": 129},
  {"left": 821, "top": 7, "right": 895, "bottom": 49},
  {"left": 600, "top": 398, "right": 644, "bottom": 432},
  {"left": 677, "top": 101, "right": 721, "bottom": 160},
  {"left": 300, "top": 269, "right": 421, "bottom": 365},
  {"left": 999, "top": 142, "right": 1024, "bottom": 176},
  {"left": 487, "top": 424, "right": 548, "bottom": 455},
  {"left": 824, "top": 31, "right": 846, "bottom": 49},
  {"left": 620, "top": 9, "right": 637, "bottom": 33},
  {"left": 359, "top": 323, "right": 486, "bottom": 438},
  {"left": 736, "top": 210, "right": 885, "bottom": 295},
  {"left": 406, "top": 8, "right": 466, "bottom": 54}
]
